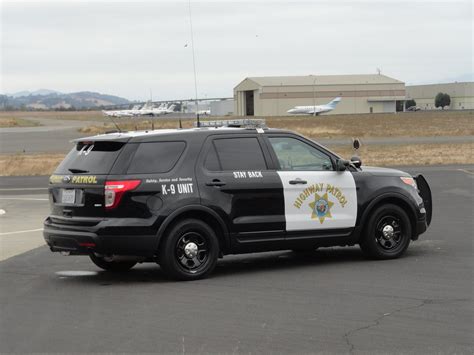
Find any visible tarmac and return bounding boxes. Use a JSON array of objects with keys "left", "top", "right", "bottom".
[{"left": 0, "top": 165, "right": 472, "bottom": 353}]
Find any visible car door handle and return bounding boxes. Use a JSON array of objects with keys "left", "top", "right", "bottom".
[
  {"left": 289, "top": 179, "right": 307, "bottom": 185},
  {"left": 206, "top": 179, "right": 226, "bottom": 187}
]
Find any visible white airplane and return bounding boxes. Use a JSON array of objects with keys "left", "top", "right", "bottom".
[
  {"left": 287, "top": 97, "right": 342, "bottom": 115},
  {"left": 148, "top": 104, "right": 177, "bottom": 116}
]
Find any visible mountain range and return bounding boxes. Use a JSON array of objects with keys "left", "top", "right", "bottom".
[{"left": 0, "top": 90, "right": 130, "bottom": 110}]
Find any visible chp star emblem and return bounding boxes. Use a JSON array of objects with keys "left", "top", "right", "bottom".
[{"left": 309, "top": 192, "right": 334, "bottom": 224}]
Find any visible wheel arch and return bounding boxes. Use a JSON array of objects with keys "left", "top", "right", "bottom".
[
  {"left": 359, "top": 193, "right": 418, "bottom": 239},
  {"left": 156, "top": 205, "right": 231, "bottom": 255}
]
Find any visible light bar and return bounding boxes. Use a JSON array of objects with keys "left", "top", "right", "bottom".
[{"left": 194, "top": 119, "right": 267, "bottom": 129}]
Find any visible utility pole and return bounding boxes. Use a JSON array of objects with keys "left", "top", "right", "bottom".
[{"left": 313, "top": 76, "right": 317, "bottom": 116}]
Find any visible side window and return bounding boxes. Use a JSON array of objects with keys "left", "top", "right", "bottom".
[
  {"left": 269, "top": 136, "right": 333, "bottom": 171},
  {"left": 206, "top": 137, "right": 267, "bottom": 171},
  {"left": 127, "top": 141, "right": 186, "bottom": 174}
]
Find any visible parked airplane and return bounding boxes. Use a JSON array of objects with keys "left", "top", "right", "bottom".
[
  {"left": 287, "top": 97, "right": 342, "bottom": 115},
  {"left": 102, "top": 103, "right": 177, "bottom": 117}
]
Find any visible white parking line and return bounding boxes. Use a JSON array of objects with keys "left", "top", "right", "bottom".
[
  {"left": 0, "top": 228, "right": 44, "bottom": 236},
  {"left": 457, "top": 169, "right": 474, "bottom": 176},
  {"left": 0, "top": 197, "right": 49, "bottom": 201}
]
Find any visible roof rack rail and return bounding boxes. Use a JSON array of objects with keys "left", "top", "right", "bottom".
[{"left": 194, "top": 119, "right": 267, "bottom": 129}]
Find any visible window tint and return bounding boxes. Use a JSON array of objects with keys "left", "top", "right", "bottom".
[
  {"left": 127, "top": 141, "right": 185, "bottom": 174},
  {"left": 55, "top": 141, "right": 125, "bottom": 174},
  {"left": 269, "top": 137, "right": 333, "bottom": 171},
  {"left": 210, "top": 137, "right": 267, "bottom": 171}
]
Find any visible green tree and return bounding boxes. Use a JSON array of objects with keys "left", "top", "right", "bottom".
[
  {"left": 405, "top": 99, "right": 416, "bottom": 109},
  {"left": 435, "top": 93, "right": 451, "bottom": 109}
]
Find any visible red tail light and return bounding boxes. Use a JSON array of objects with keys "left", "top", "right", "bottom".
[{"left": 105, "top": 180, "right": 141, "bottom": 209}]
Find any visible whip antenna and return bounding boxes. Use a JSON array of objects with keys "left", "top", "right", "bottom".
[{"left": 187, "top": 0, "right": 200, "bottom": 127}]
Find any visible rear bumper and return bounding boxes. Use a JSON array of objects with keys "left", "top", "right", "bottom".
[{"left": 43, "top": 216, "right": 160, "bottom": 256}]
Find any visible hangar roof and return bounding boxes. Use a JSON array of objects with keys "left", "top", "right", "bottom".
[{"left": 242, "top": 74, "right": 404, "bottom": 87}]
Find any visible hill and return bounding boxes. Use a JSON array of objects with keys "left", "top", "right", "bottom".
[{"left": 0, "top": 91, "right": 130, "bottom": 110}]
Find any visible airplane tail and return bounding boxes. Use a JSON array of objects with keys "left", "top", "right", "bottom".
[{"left": 327, "top": 97, "right": 341, "bottom": 108}]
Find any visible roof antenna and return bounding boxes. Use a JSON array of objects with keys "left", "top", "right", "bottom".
[
  {"left": 187, "top": 0, "right": 200, "bottom": 127},
  {"left": 106, "top": 115, "right": 122, "bottom": 133}
]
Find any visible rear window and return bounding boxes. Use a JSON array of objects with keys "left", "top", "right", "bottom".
[
  {"left": 55, "top": 141, "right": 125, "bottom": 175},
  {"left": 207, "top": 137, "right": 267, "bottom": 171},
  {"left": 127, "top": 141, "right": 186, "bottom": 174}
]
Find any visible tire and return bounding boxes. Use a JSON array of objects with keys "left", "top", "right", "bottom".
[
  {"left": 159, "top": 219, "right": 219, "bottom": 281},
  {"left": 359, "top": 204, "right": 412, "bottom": 259},
  {"left": 89, "top": 253, "right": 137, "bottom": 272}
]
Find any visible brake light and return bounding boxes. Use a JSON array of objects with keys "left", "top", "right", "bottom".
[{"left": 105, "top": 180, "right": 141, "bottom": 209}]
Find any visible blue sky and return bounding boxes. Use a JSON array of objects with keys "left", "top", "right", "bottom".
[{"left": 1, "top": 0, "right": 472, "bottom": 100}]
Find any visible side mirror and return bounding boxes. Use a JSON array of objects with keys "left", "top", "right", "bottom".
[
  {"left": 352, "top": 138, "right": 361, "bottom": 150},
  {"left": 337, "top": 159, "right": 350, "bottom": 171},
  {"left": 351, "top": 156, "right": 362, "bottom": 168}
]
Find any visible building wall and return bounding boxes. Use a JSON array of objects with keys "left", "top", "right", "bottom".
[
  {"left": 210, "top": 99, "right": 234, "bottom": 116},
  {"left": 406, "top": 82, "right": 474, "bottom": 110},
  {"left": 234, "top": 77, "right": 405, "bottom": 116}
]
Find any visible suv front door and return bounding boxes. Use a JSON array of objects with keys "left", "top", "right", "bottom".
[
  {"left": 265, "top": 135, "right": 357, "bottom": 238},
  {"left": 196, "top": 134, "right": 285, "bottom": 244}
]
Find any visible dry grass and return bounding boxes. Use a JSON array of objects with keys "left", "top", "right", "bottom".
[
  {"left": 0, "top": 154, "right": 65, "bottom": 176},
  {"left": 265, "top": 110, "right": 474, "bottom": 139},
  {"left": 0, "top": 111, "right": 107, "bottom": 122},
  {"left": 331, "top": 143, "right": 474, "bottom": 166},
  {"left": 1, "top": 143, "right": 472, "bottom": 176},
  {"left": 75, "top": 110, "right": 474, "bottom": 138},
  {"left": 0, "top": 117, "right": 41, "bottom": 128}
]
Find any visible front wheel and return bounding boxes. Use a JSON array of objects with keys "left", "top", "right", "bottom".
[
  {"left": 159, "top": 219, "right": 219, "bottom": 281},
  {"left": 359, "top": 204, "right": 412, "bottom": 259},
  {"left": 89, "top": 254, "right": 137, "bottom": 272}
]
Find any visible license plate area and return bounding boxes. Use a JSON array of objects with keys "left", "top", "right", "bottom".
[{"left": 61, "top": 189, "right": 77, "bottom": 205}]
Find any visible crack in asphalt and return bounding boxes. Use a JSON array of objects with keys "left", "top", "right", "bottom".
[
  {"left": 342, "top": 297, "right": 471, "bottom": 354},
  {"left": 342, "top": 298, "right": 432, "bottom": 354}
]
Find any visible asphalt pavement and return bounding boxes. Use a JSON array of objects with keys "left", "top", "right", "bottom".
[{"left": 0, "top": 165, "right": 473, "bottom": 353}]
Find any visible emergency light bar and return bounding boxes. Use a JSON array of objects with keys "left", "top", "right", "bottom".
[{"left": 194, "top": 119, "right": 267, "bottom": 129}]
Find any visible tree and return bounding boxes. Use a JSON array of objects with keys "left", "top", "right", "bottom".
[
  {"left": 405, "top": 99, "right": 416, "bottom": 109},
  {"left": 435, "top": 92, "right": 451, "bottom": 109}
]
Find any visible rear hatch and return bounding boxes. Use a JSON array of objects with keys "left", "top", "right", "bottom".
[{"left": 49, "top": 140, "right": 127, "bottom": 220}]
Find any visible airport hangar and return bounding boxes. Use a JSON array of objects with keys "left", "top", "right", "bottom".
[
  {"left": 234, "top": 74, "right": 406, "bottom": 116},
  {"left": 406, "top": 82, "right": 474, "bottom": 110}
]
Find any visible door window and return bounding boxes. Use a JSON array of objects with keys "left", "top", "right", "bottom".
[
  {"left": 205, "top": 137, "right": 267, "bottom": 171},
  {"left": 269, "top": 136, "right": 333, "bottom": 171}
]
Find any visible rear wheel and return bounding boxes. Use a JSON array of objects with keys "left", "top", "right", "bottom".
[
  {"left": 89, "top": 254, "right": 137, "bottom": 272},
  {"left": 159, "top": 219, "right": 219, "bottom": 281},
  {"left": 359, "top": 204, "right": 411, "bottom": 259}
]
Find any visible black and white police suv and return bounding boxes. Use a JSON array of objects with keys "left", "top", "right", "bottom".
[{"left": 44, "top": 119, "right": 432, "bottom": 280}]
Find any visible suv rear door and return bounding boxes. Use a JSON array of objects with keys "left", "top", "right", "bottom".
[
  {"left": 49, "top": 140, "right": 127, "bottom": 218},
  {"left": 196, "top": 134, "right": 285, "bottom": 243},
  {"left": 265, "top": 134, "right": 357, "bottom": 238}
]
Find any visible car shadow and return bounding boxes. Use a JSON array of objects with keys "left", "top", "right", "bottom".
[{"left": 52, "top": 247, "right": 372, "bottom": 285}]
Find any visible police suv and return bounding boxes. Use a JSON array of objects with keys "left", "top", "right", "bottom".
[{"left": 44, "top": 119, "right": 432, "bottom": 280}]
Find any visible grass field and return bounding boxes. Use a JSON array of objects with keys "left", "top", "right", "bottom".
[
  {"left": 0, "top": 117, "right": 42, "bottom": 128},
  {"left": 0, "top": 110, "right": 472, "bottom": 176},
  {"left": 78, "top": 110, "right": 474, "bottom": 139},
  {"left": 0, "top": 110, "right": 107, "bottom": 123},
  {"left": 1, "top": 142, "right": 472, "bottom": 176}
]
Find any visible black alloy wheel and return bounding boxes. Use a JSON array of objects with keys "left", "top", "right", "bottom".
[
  {"left": 360, "top": 204, "right": 412, "bottom": 259},
  {"left": 159, "top": 219, "right": 219, "bottom": 281}
]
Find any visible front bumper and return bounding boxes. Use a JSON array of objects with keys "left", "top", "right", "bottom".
[{"left": 43, "top": 216, "right": 160, "bottom": 256}]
